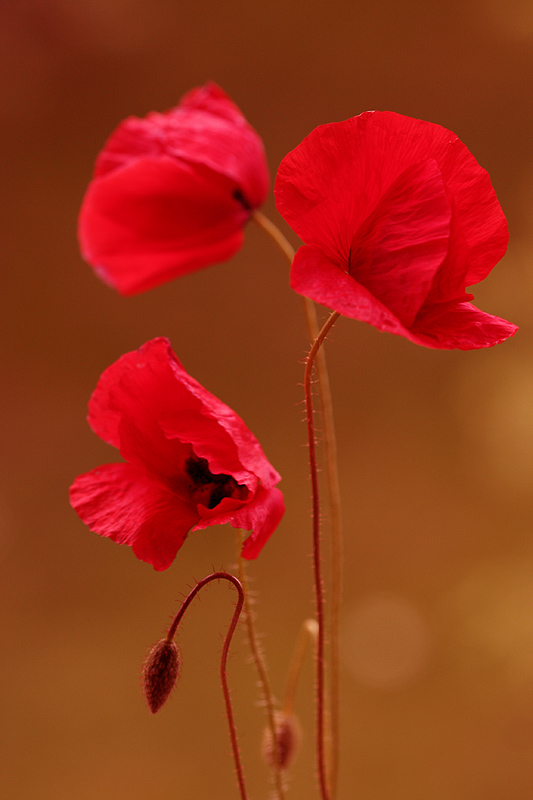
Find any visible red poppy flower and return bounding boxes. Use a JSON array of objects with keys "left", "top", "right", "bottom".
[
  {"left": 275, "top": 111, "right": 517, "bottom": 349},
  {"left": 79, "top": 83, "right": 269, "bottom": 296},
  {"left": 69, "top": 338, "right": 284, "bottom": 570}
]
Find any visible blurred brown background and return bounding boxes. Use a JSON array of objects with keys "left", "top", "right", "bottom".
[{"left": 1, "top": 1, "right": 532, "bottom": 798}]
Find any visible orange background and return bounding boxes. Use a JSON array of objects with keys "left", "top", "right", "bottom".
[{"left": 2, "top": 1, "right": 533, "bottom": 798}]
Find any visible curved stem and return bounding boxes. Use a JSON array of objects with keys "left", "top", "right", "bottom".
[
  {"left": 253, "top": 209, "right": 343, "bottom": 796},
  {"left": 305, "top": 310, "right": 340, "bottom": 800},
  {"left": 166, "top": 572, "right": 248, "bottom": 800},
  {"left": 236, "top": 533, "right": 287, "bottom": 800}
]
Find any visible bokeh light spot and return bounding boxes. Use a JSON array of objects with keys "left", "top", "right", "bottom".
[{"left": 341, "top": 593, "right": 432, "bottom": 689}]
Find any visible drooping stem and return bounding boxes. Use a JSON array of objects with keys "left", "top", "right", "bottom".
[
  {"left": 305, "top": 309, "right": 341, "bottom": 800},
  {"left": 166, "top": 572, "right": 248, "bottom": 800},
  {"left": 252, "top": 210, "right": 343, "bottom": 796},
  {"left": 236, "top": 532, "right": 287, "bottom": 800}
]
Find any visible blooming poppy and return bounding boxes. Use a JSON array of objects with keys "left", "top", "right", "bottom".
[
  {"left": 69, "top": 338, "right": 284, "bottom": 570},
  {"left": 79, "top": 83, "right": 269, "bottom": 296},
  {"left": 275, "top": 111, "right": 517, "bottom": 349}
]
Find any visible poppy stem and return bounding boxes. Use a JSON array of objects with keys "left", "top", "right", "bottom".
[
  {"left": 252, "top": 209, "right": 344, "bottom": 797},
  {"left": 305, "top": 304, "right": 343, "bottom": 800},
  {"left": 305, "top": 309, "right": 341, "bottom": 800},
  {"left": 166, "top": 572, "right": 249, "bottom": 800},
  {"left": 251, "top": 209, "right": 296, "bottom": 264},
  {"left": 236, "top": 533, "right": 288, "bottom": 800}
]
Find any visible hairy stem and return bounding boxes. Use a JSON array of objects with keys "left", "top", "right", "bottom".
[
  {"left": 237, "top": 532, "right": 287, "bottom": 800},
  {"left": 252, "top": 209, "right": 343, "bottom": 796},
  {"left": 305, "top": 310, "right": 341, "bottom": 800},
  {"left": 166, "top": 572, "right": 248, "bottom": 800}
]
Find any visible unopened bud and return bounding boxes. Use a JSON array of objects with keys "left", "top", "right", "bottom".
[
  {"left": 142, "top": 639, "right": 181, "bottom": 714},
  {"left": 262, "top": 710, "right": 301, "bottom": 770}
]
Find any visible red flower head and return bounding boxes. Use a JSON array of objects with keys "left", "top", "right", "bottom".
[
  {"left": 69, "top": 338, "right": 284, "bottom": 570},
  {"left": 79, "top": 83, "right": 269, "bottom": 296},
  {"left": 275, "top": 111, "right": 517, "bottom": 349}
]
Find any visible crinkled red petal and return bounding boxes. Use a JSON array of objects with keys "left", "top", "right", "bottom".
[
  {"left": 69, "top": 463, "right": 198, "bottom": 570},
  {"left": 195, "top": 493, "right": 251, "bottom": 520},
  {"left": 192, "top": 485, "right": 285, "bottom": 559},
  {"left": 88, "top": 338, "right": 280, "bottom": 489},
  {"left": 117, "top": 417, "right": 193, "bottom": 497},
  {"left": 236, "top": 486, "right": 286, "bottom": 559}
]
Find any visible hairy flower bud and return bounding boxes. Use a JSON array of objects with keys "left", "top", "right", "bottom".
[
  {"left": 262, "top": 710, "right": 301, "bottom": 770},
  {"left": 142, "top": 639, "right": 181, "bottom": 713}
]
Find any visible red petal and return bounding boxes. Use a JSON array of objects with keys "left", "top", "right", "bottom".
[
  {"left": 88, "top": 338, "right": 280, "bottom": 490},
  {"left": 291, "top": 249, "right": 517, "bottom": 350},
  {"left": 95, "top": 83, "right": 269, "bottom": 211},
  {"left": 192, "top": 485, "right": 285, "bottom": 559},
  {"left": 425, "top": 128, "right": 508, "bottom": 290},
  {"left": 161, "top": 354, "right": 281, "bottom": 490},
  {"left": 195, "top": 493, "right": 252, "bottom": 520},
  {"left": 290, "top": 246, "right": 412, "bottom": 337},
  {"left": 158, "top": 83, "right": 269, "bottom": 210},
  {"left": 87, "top": 337, "right": 187, "bottom": 449},
  {"left": 69, "top": 463, "right": 198, "bottom": 570},
  {"left": 276, "top": 111, "right": 508, "bottom": 302},
  {"left": 237, "top": 487, "right": 286, "bottom": 559},
  {"left": 350, "top": 159, "right": 451, "bottom": 326},
  {"left": 409, "top": 302, "right": 518, "bottom": 350},
  {"left": 117, "top": 419, "right": 193, "bottom": 497},
  {"left": 179, "top": 82, "right": 258, "bottom": 128},
  {"left": 88, "top": 339, "right": 208, "bottom": 484},
  {"left": 79, "top": 156, "right": 245, "bottom": 296}
]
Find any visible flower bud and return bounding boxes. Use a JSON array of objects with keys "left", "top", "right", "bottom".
[
  {"left": 142, "top": 639, "right": 181, "bottom": 714},
  {"left": 262, "top": 710, "right": 301, "bottom": 770}
]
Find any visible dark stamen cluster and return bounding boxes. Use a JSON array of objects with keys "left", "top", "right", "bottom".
[{"left": 185, "top": 456, "right": 243, "bottom": 509}]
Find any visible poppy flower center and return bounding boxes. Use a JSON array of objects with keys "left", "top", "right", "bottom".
[{"left": 185, "top": 456, "right": 247, "bottom": 509}]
